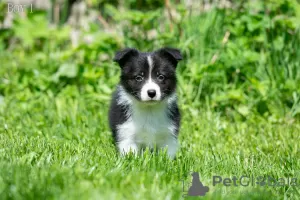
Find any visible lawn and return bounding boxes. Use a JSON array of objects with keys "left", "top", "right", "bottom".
[
  {"left": 0, "top": 1, "right": 300, "bottom": 199},
  {"left": 0, "top": 84, "right": 300, "bottom": 199},
  {"left": 1, "top": 81, "right": 300, "bottom": 199}
]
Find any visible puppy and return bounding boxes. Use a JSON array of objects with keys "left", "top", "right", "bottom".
[{"left": 109, "top": 47, "right": 182, "bottom": 158}]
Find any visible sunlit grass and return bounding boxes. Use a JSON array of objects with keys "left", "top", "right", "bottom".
[{"left": 0, "top": 90, "right": 299, "bottom": 199}]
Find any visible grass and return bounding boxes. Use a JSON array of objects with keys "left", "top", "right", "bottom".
[
  {"left": 1, "top": 1, "right": 300, "bottom": 199},
  {"left": 0, "top": 86, "right": 299, "bottom": 199}
]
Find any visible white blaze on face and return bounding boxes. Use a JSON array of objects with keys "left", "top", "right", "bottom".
[{"left": 141, "top": 56, "right": 161, "bottom": 101}]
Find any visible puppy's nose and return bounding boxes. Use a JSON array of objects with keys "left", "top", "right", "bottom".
[{"left": 147, "top": 89, "right": 156, "bottom": 98}]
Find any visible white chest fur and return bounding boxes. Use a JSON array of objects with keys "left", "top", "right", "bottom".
[
  {"left": 116, "top": 102, "right": 178, "bottom": 158},
  {"left": 134, "top": 104, "right": 173, "bottom": 145},
  {"left": 118, "top": 103, "right": 174, "bottom": 146}
]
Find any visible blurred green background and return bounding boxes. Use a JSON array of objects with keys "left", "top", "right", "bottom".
[
  {"left": 1, "top": 0, "right": 299, "bottom": 120},
  {"left": 0, "top": 0, "right": 300, "bottom": 199}
]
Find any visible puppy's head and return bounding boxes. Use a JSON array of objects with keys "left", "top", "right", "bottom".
[{"left": 114, "top": 47, "right": 182, "bottom": 103}]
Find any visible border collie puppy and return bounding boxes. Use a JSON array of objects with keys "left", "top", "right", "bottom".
[{"left": 109, "top": 47, "right": 182, "bottom": 158}]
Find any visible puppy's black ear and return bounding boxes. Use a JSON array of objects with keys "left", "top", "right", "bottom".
[
  {"left": 157, "top": 47, "right": 182, "bottom": 64},
  {"left": 113, "top": 48, "right": 139, "bottom": 66}
]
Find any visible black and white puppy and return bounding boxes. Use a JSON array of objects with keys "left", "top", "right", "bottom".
[{"left": 109, "top": 47, "right": 182, "bottom": 158}]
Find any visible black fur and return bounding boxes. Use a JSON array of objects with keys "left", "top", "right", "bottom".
[{"left": 108, "top": 87, "right": 130, "bottom": 143}]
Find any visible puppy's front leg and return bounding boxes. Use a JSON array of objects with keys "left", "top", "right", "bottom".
[
  {"left": 160, "top": 137, "right": 178, "bottom": 159},
  {"left": 118, "top": 139, "right": 138, "bottom": 156}
]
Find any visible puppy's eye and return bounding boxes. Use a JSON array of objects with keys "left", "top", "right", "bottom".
[
  {"left": 157, "top": 74, "right": 165, "bottom": 81},
  {"left": 135, "top": 75, "right": 144, "bottom": 82}
]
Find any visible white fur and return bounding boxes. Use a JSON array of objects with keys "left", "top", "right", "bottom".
[
  {"left": 140, "top": 56, "right": 161, "bottom": 101},
  {"left": 117, "top": 86, "right": 178, "bottom": 158}
]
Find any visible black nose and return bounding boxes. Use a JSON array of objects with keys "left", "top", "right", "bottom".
[{"left": 147, "top": 89, "right": 156, "bottom": 98}]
